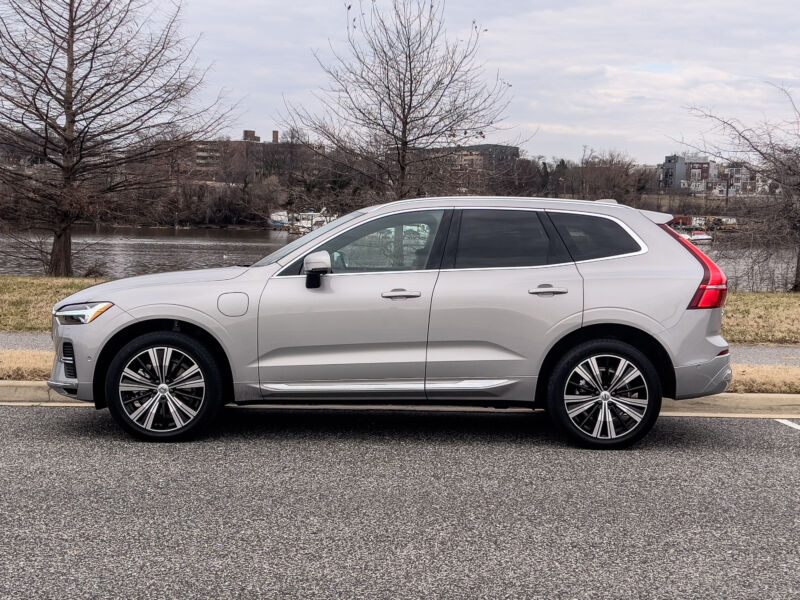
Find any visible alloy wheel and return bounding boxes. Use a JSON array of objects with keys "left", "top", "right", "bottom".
[
  {"left": 118, "top": 346, "right": 205, "bottom": 432},
  {"left": 563, "top": 354, "right": 649, "bottom": 440}
]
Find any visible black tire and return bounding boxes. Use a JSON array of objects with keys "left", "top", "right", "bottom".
[
  {"left": 546, "top": 339, "right": 661, "bottom": 449},
  {"left": 105, "top": 331, "right": 223, "bottom": 441}
]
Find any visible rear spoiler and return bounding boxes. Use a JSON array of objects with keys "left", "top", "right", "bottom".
[{"left": 638, "top": 209, "right": 673, "bottom": 225}]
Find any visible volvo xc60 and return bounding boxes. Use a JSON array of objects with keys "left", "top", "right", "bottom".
[{"left": 49, "top": 197, "right": 731, "bottom": 448}]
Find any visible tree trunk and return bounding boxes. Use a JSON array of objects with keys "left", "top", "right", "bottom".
[
  {"left": 792, "top": 246, "right": 800, "bottom": 292},
  {"left": 47, "top": 220, "right": 73, "bottom": 276}
]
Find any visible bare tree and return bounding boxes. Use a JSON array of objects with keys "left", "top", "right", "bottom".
[
  {"left": 691, "top": 85, "right": 800, "bottom": 290},
  {"left": 286, "top": 0, "right": 510, "bottom": 202},
  {"left": 0, "top": 0, "right": 230, "bottom": 275}
]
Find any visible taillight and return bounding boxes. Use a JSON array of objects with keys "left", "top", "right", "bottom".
[{"left": 659, "top": 224, "right": 727, "bottom": 309}]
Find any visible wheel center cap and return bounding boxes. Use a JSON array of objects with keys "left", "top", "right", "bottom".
[
  {"left": 600, "top": 391, "right": 611, "bottom": 401},
  {"left": 157, "top": 383, "right": 169, "bottom": 395}
]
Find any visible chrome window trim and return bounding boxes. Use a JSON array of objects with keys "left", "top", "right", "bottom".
[
  {"left": 274, "top": 204, "right": 648, "bottom": 277},
  {"left": 276, "top": 269, "right": 437, "bottom": 279},
  {"left": 275, "top": 206, "right": 452, "bottom": 277}
]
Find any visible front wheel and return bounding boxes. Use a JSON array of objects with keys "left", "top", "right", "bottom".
[
  {"left": 105, "top": 331, "right": 223, "bottom": 441},
  {"left": 546, "top": 339, "right": 662, "bottom": 449}
]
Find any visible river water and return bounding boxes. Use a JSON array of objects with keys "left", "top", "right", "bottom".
[
  {"left": 0, "top": 225, "right": 794, "bottom": 291},
  {"left": 0, "top": 226, "right": 293, "bottom": 278}
]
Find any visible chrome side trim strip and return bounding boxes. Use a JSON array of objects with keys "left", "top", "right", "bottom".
[
  {"left": 262, "top": 381, "right": 426, "bottom": 392},
  {"left": 426, "top": 379, "right": 515, "bottom": 390},
  {"left": 260, "top": 378, "right": 515, "bottom": 393}
]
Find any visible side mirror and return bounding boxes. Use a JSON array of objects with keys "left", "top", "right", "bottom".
[{"left": 303, "top": 251, "right": 331, "bottom": 289}]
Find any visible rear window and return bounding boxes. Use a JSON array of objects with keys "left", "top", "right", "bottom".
[{"left": 549, "top": 212, "right": 641, "bottom": 261}]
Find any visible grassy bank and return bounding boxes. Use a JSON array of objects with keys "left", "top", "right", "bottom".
[
  {"left": 1, "top": 349, "right": 798, "bottom": 394},
  {"left": 1, "top": 275, "right": 800, "bottom": 344},
  {"left": 0, "top": 276, "right": 106, "bottom": 332},
  {"left": 0, "top": 350, "right": 53, "bottom": 380},
  {"left": 722, "top": 292, "right": 800, "bottom": 344}
]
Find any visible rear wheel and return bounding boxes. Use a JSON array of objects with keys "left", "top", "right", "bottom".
[
  {"left": 546, "top": 339, "right": 661, "bottom": 449},
  {"left": 105, "top": 331, "right": 223, "bottom": 441}
]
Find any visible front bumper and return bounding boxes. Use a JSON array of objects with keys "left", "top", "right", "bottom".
[
  {"left": 47, "top": 305, "right": 131, "bottom": 403},
  {"left": 673, "top": 353, "right": 732, "bottom": 400}
]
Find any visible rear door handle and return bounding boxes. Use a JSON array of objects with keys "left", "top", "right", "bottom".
[
  {"left": 381, "top": 289, "right": 422, "bottom": 299},
  {"left": 529, "top": 286, "right": 568, "bottom": 295}
]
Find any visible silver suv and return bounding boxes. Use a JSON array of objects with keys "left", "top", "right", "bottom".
[{"left": 49, "top": 197, "right": 731, "bottom": 448}]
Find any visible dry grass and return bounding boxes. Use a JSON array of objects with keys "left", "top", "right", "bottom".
[
  {"left": 0, "top": 276, "right": 106, "bottom": 332},
  {"left": 724, "top": 292, "right": 800, "bottom": 344},
  {"left": 0, "top": 350, "right": 54, "bottom": 380},
  {"left": 729, "top": 364, "right": 800, "bottom": 394}
]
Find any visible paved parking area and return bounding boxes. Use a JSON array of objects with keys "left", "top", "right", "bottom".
[{"left": 1, "top": 406, "right": 798, "bottom": 599}]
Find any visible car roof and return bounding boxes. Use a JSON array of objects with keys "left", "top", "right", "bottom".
[{"left": 363, "top": 196, "right": 672, "bottom": 224}]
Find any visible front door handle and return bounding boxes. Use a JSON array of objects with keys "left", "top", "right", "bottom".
[
  {"left": 529, "top": 285, "right": 568, "bottom": 295},
  {"left": 381, "top": 289, "right": 422, "bottom": 299}
]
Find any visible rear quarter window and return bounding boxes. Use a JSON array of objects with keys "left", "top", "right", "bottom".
[{"left": 549, "top": 212, "right": 642, "bottom": 261}]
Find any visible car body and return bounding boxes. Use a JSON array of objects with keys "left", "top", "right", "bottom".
[{"left": 49, "top": 196, "right": 731, "bottom": 447}]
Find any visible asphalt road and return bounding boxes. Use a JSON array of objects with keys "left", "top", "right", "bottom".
[{"left": 1, "top": 406, "right": 798, "bottom": 599}]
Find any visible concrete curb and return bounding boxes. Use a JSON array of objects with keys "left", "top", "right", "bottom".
[{"left": 1, "top": 381, "right": 800, "bottom": 417}]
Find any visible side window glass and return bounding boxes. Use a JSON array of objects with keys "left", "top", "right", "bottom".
[
  {"left": 549, "top": 213, "right": 641, "bottom": 261},
  {"left": 318, "top": 210, "right": 444, "bottom": 273},
  {"left": 455, "top": 210, "right": 553, "bottom": 269}
]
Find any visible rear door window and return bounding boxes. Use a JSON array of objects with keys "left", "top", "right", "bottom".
[
  {"left": 548, "top": 212, "right": 641, "bottom": 261},
  {"left": 454, "top": 209, "right": 568, "bottom": 269}
]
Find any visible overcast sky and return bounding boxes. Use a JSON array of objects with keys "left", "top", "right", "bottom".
[{"left": 182, "top": 0, "right": 800, "bottom": 164}]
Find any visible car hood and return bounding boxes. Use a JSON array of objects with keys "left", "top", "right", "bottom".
[{"left": 56, "top": 266, "right": 250, "bottom": 309}]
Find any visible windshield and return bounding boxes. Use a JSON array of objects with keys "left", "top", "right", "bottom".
[{"left": 252, "top": 210, "right": 366, "bottom": 266}]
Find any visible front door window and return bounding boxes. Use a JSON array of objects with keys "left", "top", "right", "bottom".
[{"left": 318, "top": 210, "right": 445, "bottom": 273}]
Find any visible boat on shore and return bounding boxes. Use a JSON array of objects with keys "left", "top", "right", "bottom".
[{"left": 679, "top": 230, "right": 713, "bottom": 245}]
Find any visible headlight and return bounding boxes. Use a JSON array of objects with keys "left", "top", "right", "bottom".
[{"left": 54, "top": 302, "right": 114, "bottom": 325}]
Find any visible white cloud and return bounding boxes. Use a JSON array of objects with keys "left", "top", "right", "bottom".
[{"left": 182, "top": 0, "right": 800, "bottom": 162}]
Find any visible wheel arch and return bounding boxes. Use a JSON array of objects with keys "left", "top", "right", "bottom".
[
  {"left": 534, "top": 323, "right": 676, "bottom": 407},
  {"left": 92, "top": 319, "right": 234, "bottom": 409}
]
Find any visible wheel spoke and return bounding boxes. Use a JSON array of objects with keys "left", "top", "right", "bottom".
[
  {"left": 612, "top": 395, "right": 648, "bottom": 409},
  {"left": 564, "top": 394, "right": 597, "bottom": 402},
  {"left": 128, "top": 393, "right": 159, "bottom": 423},
  {"left": 167, "top": 392, "right": 197, "bottom": 419},
  {"left": 587, "top": 357, "right": 605, "bottom": 389},
  {"left": 165, "top": 395, "right": 185, "bottom": 428},
  {"left": 121, "top": 368, "right": 157, "bottom": 388},
  {"left": 148, "top": 348, "right": 163, "bottom": 383},
  {"left": 169, "top": 363, "right": 200, "bottom": 387},
  {"left": 610, "top": 399, "right": 643, "bottom": 422},
  {"left": 143, "top": 396, "right": 160, "bottom": 430},
  {"left": 574, "top": 364, "right": 603, "bottom": 394},
  {"left": 567, "top": 397, "right": 599, "bottom": 418},
  {"left": 171, "top": 377, "right": 204, "bottom": 390},
  {"left": 162, "top": 348, "right": 174, "bottom": 382},
  {"left": 607, "top": 358, "right": 630, "bottom": 391},
  {"left": 605, "top": 403, "right": 617, "bottom": 438},
  {"left": 591, "top": 404, "right": 605, "bottom": 437},
  {"left": 119, "top": 382, "right": 157, "bottom": 392},
  {"left": 609, "top": 365, "right": 643, "bottom": 394}
]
